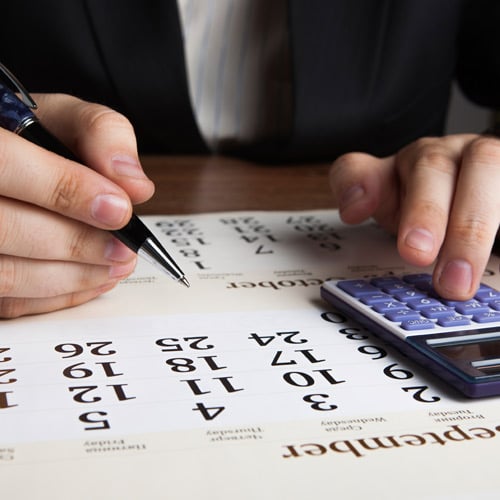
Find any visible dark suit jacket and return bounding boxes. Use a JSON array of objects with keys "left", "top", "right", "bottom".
[{"left": 0, "top": 0, "right": 498, "bottom": 161}]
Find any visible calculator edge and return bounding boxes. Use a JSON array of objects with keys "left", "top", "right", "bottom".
[{"left": 320, "top": 282, "right": 499, "bottom": 398}]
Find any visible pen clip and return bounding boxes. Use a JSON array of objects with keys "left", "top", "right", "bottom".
[{"left": 0, "top": 62, "right": 37, "bottom": 109}]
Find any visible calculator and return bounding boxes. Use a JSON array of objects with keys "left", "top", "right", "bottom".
[{"left": 321, "top": 273, "right": 500, "bottom": 398}]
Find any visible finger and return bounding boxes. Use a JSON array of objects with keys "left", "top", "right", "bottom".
[
  {"left": 0, "top": 255, "right": 136, "bottom": 299},
  {"left": 34, "top": 94, "right": 154, "bottom": 204},
  {"left": 329, "top": 152, "right": 400, "bottom": 232},
  {"left": 0, "top": 197, "right": 135, "bottom": 264},
  {"left": 0, "top": 127, "right": 133, "bottom": 230},
  {"left": 433, "top": 136, "right": 500, "bottom": 299},
  {"left": 0, "top": 282, "right": 118, "bottom": 319},
  {"left": 395, "top": 137, "right": 467, "bottom": 267}
]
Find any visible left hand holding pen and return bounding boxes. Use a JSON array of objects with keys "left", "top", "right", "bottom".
[{"left": 329, "top": 134, "right": 500, "bottom": 300}]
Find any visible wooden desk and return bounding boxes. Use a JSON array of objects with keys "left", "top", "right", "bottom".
[{"left": 136, "top": 155, "right": 335, "bottom": 214}]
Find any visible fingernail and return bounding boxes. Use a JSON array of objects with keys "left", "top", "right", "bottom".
[
  {"left": 404, "top": 228, "right": 434, "bottom": 253},
  {"left": 112, "top": 154, "right": 147, "bottom": 179},
  {"left": 104, "top": 238, "right": 136, "bottom": 262},
  {"left": 91, "top": 194, "right": 129, "bottom": 226},
  {"left": 339, "top": 185, "right": 365, "bottom": 211},
  {"left": 109, "top": 259, "right": 137, "bottom": 279},
  {"left": 438, "top": 259, "right": 472, "bottom": 296}
]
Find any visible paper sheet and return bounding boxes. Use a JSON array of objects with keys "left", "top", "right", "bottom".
[{"left": 2, "top": 210, "right": 500, "bottom": 499}]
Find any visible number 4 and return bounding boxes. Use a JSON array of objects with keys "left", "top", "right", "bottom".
[{"left": 192, "top": 403, "right": 225, "bottom": 421}]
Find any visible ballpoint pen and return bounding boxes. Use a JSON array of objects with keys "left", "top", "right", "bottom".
[{"left": 0, "top": 62, "right": 189, "bottom": 287}]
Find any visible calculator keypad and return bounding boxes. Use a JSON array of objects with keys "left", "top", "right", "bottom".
[{"left": 336, "top": 273, "right": 500, "bottom": 331}]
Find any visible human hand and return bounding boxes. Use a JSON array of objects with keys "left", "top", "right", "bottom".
[
  {"left": 329, "top": 134, "right": 500, "bottom": 300},
  {"left": 0, "top": 93, "right": 155, "bottom": 318}
]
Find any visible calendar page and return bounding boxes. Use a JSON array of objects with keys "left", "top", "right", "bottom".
[{"left": 2, "top": 210, "right": 500, "bottom": 499}]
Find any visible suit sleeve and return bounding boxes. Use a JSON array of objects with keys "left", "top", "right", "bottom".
[{"left": 456, "top": 0, "right": 500, "bottom": 108}]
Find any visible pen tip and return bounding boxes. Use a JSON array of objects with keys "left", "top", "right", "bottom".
[{"left": 179, "top": 277, "right": 190, "bottom": 288}]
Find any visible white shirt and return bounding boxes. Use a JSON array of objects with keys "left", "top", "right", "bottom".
[{"left": 177, "top": 0, "right": 291, "bottom": 151}]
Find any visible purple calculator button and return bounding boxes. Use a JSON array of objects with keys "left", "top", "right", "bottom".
[
  {"left": 401, "top": 318, "right": 435, "bottom": 331},
  {"left": 420, "top": 305, "right": 455, "bottom": 319},
  {"left": 393, "top": 289, "right": 426, "bottom": 301},
  {"left": 403, "top": 273, "right": 432, "bottom": 284},
  {"left": 437, "top": 315, "right": 471, "bottom": 327},
  {"left": 472, "top": 311, "right": 500, "bottom": 323},
  {"left": 373, "top": 300, "right": 406, "bottom": 313},
  {"left": 454, "top": 300, "right": 490, "bottom": 315},
  {"left": 384, "top": 308, "right": 422, "bottom": 322},
  {"left": 337, "top": 280, "right": 379, "bottom": 297},
  {"left": 475, "top": 288, "right": 500, "bottom": 302},
  {"left": 370, "top": 277, "right": 402, "bottom": 287},
  {"left": 360, "top": 292, "right": 393, "bottom": 305},
  {"left": 403, "top": 273, "right": 433, "bottom": 291},
  {"left": 381, "top": 282, "right": 409, "bottom": 293},
  {"left": 440, "top": 299, "right": 463, "bottom": 307},
  {"left": 406, "top": 297, "right": 442, "bottom": 310},
  {"left": 489, "top": 300, "right": 500, "bottom": 311}
]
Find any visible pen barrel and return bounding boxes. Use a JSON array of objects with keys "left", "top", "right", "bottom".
[
  {"left": 111, "top": 215, "right": 147, "bottom": 252},
  {"left": 17, "top": 120, "right": 77, "bottom": 160},
  {"left": 0, "top": 83, "right": 37, "bottom": 133}
]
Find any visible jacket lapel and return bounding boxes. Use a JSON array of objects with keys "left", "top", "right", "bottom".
[{"left": 84, "top": 0, "right": 206, "bottom": 153}]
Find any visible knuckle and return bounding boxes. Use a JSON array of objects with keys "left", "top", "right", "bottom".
[
  {"left": 450, "top": 216, "right": 492, "bottom": 248},
  {"left": 413, "top": 149, "right": 455, "bottom": 175},
  {"left": 332, "top": 152, "right": 367, "bottom": 174},
  {"left": 0, "top": 256, "right": 17, "bottom": 296},
  {"left": 50, "top": 170, "right": 82, "bottom": 211},
  {"left": 397, "top": 137, "right": 435, "bottom": 160},
  {"left": 465, "top": 136, "right": 500, "bottom": 166},
  {"left": 330, "top": 153, "right": 373, "bottom": 194},
  {"left": 74, "top": 263, "right": 104, "bottom": 291},
  {"left": 66, "top": 291, "right": 85, "bottom": 309},
  {"left": 0, "top": 212, "right": 11, "bottom": 253},
  {"left": 0, "top": 298, "right": 27, "bottom": 319},
  {"left": 413, "top": 200, "right": 448, "bottom": 221},
  {"left": 67, "top": 225, "right": 94, "bottom": 261},
  {"left": 0, "top": 256, "right": 17, "bottom": 297},
  {"left": 79, "top": 105, "right": 133, "bottom": 136},
  {"left": 408, "top": 137, "right": 435, "bottom": 154}
]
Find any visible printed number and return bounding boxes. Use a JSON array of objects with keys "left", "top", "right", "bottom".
[
  {"left": 272, "top": 349, "right": 325, "bottom": 366},
  {"left": 182, "top": 376, "right": 243, "bottom": 395},
  {"left": 283, "top": 369, "right": 345, "bottom": 387},
  {"left": 55, "top": 342, "right": 116, "bottom": 358},
  {"left": 0, "top": 368, "right": 16, "bottom": 384},
  {"left": 166, "top": 356, "right": 226, "bottom": 373},
  {"left": 321, "top": 311, "right": 347, "bottom": 324},
  {"left": 338, "top": 327, "right": 369, "bottom": 341},
  {"left": 63, "top": 362, "right": 93, "bottom": 379},
  {"left": 156, "top": 336, "right": 214, "bottom": 352},
  {"left": 383, "top": 363, "right": 413, "bottom": 380},
  {"left": 79, "top": 411, "right": 110, "bottom": 431},
  {"left": 357, "top": 345, "right": 388, "bottom": 359},
  {"left": 402, "top": 386, "right": 440, "bottom": 403},
  {"left": 192, "top": 403, "right": 225, "bottom": 421},
  {"left": 69, "top": 385, "right": 101, "bottom": 404},
  {"left": 69, "top": 384, "right": 135, "bottom": 404},
  {"left": 248, "top": 331, "right": 307, "bottom": 347},
  {"left": 62, "top": 361, "right": 122, "bottom": 379},
  {"left": 0, "top": 348, "right": 12, "bottom": 363},
  {"left": 303, "top": 393, "right": 338, "bottom": 411},
  {"left": 0, "top": 391, "right": 17, "bottom": 409}
]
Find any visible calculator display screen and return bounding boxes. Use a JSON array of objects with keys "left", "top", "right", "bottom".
[{"left": 425, "top": 329, "right": 500, "bottom": 375}]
